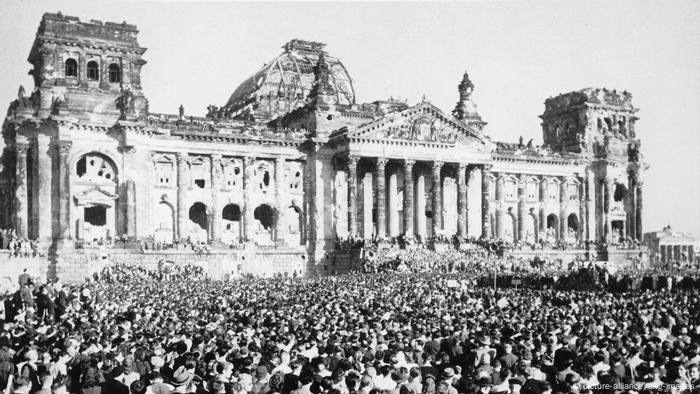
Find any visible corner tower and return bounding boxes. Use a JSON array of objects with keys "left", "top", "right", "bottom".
[
  {"left": 25, "top": 12, "right": 148, "bottom": 121},
  {"left": 541, "top": 88, "right": 645, "bottom": 243}
]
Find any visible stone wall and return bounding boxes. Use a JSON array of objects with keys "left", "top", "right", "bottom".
[{"left": 0, "top": 247, "right": 307, "bottom": 285}]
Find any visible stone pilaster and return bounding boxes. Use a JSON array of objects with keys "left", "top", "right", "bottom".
[
  {"left": 274, "top": 156, "right": 286, "bottom": 244},
  {"left": 495, "top": 174, "right": 505, "bottom": 239},
  {"left": 636, "top": 179, "right": 643, "bottom": 240},
  {"left": 431, "top": 161, "right": 443, "bottom": 235},
  {"left": 586, "top": 169, "right": 595, "bottom": 242},
  {"left": 210, "top": 154, "right": 222, "bottom": 243},
  {"left": 481, "top": 165, "right": 492, "bottom": 238},
  {"left": 56, "top": 141, "right": 73, "bottom": 241},
  {"left": 347, "top": 156, "right": 359, "bottom": 236},
  {"left": 375, "top": 158, "right": 387, "bottom": 238},
  {"left": 14, "top": 143, "right": 29, "bottom": 239},
  {"left": 517, "top": 176, "right": 526, "bottom": 242},
  {"left": 627, "top": 173, "right": 636, "bottom": 239},
  {"left": 578, "top": 178, "right": 586, "bottom": 242},
  {"left": 538, "top": 177, "right": 547, "bottom": 233},
  {"left": 403, "top": 160, "right": 415, "bottom": 239},
  {"left": 243, "top": 156, "right": 255, "bottom": 242},
  {"left": 176, "top": 152, "right": 188, "bottom": 241},
  {"left": 457, "top": 163, "right": 467, "bottom": 237},
  {"left": 126, "top": 179, "right": 137, "bottom": 239},
  {"left": 604, "top": 177, "right": 613, "bottom": 242},
  {"left": 559, "top": 177, "right": 568, "bottom": 241}
]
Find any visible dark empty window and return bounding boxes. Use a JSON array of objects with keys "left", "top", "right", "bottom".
[
  {"left": 189, "top": 203, "right": 208, "bottom": 230},
  {"left": 108, "top": 63, "right": 121, "bottom": 83},
  {"left": 87, "top": 61, "right": 99, "bottom": 81},
  {"left": 223, "top": 204, "right": 241, "bottom": 222},
  {"left": 263, "top": 171, "right": 270, "bottom": 186},
  {"left": 194, "top": 179, "right": 206, "bottom": 189},
  {"left": 65, "top": 58, "right": 78, "bottom": 77},
  {"left": 77, "top": 157, "right": 87, "bottom": 177},
  {"left": 84, "top": 206, "right": 106, "bottom": 226}
]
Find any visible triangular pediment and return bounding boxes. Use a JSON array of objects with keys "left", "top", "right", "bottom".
[
  {"left": 74, "top": 187, "right": 119, "bottom": 207},
  {"left": 344, "top": 102, "right": 487, "bottom": 146}
]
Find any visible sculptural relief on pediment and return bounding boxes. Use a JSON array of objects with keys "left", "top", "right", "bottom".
[{"left": 351, "top": 106, "right": 484, "bottom": 147}]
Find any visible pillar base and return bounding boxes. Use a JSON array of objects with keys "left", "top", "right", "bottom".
[{"left": 55, "top": 238, "right": 74, "bottom": 251}]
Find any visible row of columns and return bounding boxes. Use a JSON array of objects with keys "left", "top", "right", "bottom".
[
  {"left": 346, "top": 156, "right": 488, "bottom": 240},
  {"left": 175, "top": 153, "right": 288, "bottom": 244},
  {"left": 660, "top": 244, "right": 696, "bottom": 263}
]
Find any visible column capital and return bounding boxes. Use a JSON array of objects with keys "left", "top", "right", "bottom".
[
  {"left": 348, "top": 155, "right": 360, "bottom": 169},
  {"left": 211, "top": 153, "right": 222, "bottom": 162},
  {"left": 482, "top": 164, "right": 493, "bottom": 171},
  {"left": 15, "top": 143, "right": 29, "bottom": 155},
  {"left": 56, "top": 140, "right": 72, "bottom": 155},
  {"left": 458, "top": 162, "right": 467, "bottom": 171},
  {"left": 176, "top": 152, "right": 189, "bottom": 163},
  {"left": 376, "top": 157, "right": 388, "bottom": 169},
  {"left": 432, "top": 160, "right": 444, "bottom": 171},
  {"left": 403, "top": 159, "right": 415, "bottom": 169}
]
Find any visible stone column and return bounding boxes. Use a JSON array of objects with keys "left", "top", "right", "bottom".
[
  {"left": 481, "top": 165, "right": 492, "bottom": 238},
  {"left": 457, "top": 163, "right": 468, "bottom": 237},
  {"left": 586, "top": 169, "right": 596, "bottom": 242},
  {"left": 243, "top": 156, "right": 255, "bottom": 242},
  {"left": 495, "top": 174, "right": 505, "bottom": 239},
  {"left": 403, "top": 160, "right": 415, "bottom": 239},
  {"left": 415, "top": 172, "right": 426, "bottom": 240},
  {"left": 126, "top": 179, "right": 136, "bottom": 239},
  {"left": 56, "top": 141, "right": 73, "bottom": 240},
  {"left": 274, "top": 156, "right": 286, "bottom": 244},
  {"left": 636, "top": 180, "right": 643, "bottom": 240},
  {"left": 538, "top": 177, "right": 547, "bottom": 233},
  {"left": 431, "top": 161, "right": 443, "bottom": 235},
  {"left": 604, "top": 177, "right": 613, "bottom": 242},
  {"left": 559, "top": 177, "right": 568, "bottom": 241},
  {"left": 578, "top": 179, "right": 586, "bottom": 242},
  {"left": 375, "top": 158, "right": 387, "bottom": 238},
  {"left": 176, "top": 152, "right": 188, "bottom": 241},
  {"left": 347, "top": 156, "right": 359, "bottom": 236},
  {"left": 517, "top": 176, "right": 526, "bottom": 242},
  {"left": 627, "top": 173, "right": 637, "bottom": 239},
  {"left": 388, "top": 170, "right": 399, "bottom": 237},
  {"left": 210, "top": 154, "right": 222, "bottom": 243},
  {"left": 14, "top": 143, "right": 29, "bottom": 239}
]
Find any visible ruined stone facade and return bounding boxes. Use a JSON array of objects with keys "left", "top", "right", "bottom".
[{"left": 0, "top": 13, "right": 647, "bottom": 278}]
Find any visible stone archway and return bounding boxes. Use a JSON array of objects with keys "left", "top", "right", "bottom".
[
  {"left": 154, "top": 201, "right": 175, "bottom": 242},
  {"left": 546, "top": 213, "right": 559, "bottom": 242},
  {"left": 188, "top": 202, "right": 208, "bottom": 242},
  {"left": 222, "top": 203, "right": 242, "bottom": 244},
  {"left": 503, "top": 213, "right": 515, "bottom": 243},
  {"left": 285, "top": 205, "right": 303, "bottom": 245},
  {"left": 567, "top": 214, "right": 579, "bottom": 241},
  {"left": 253, "top": 204, "right": 276, "bottom": 245},
  {"left": 524, "top": 214, "right": 537, "bottom": 245}
]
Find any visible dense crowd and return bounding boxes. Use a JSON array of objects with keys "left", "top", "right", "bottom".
[{"left": 1, "top": 262, "right": 700, "bottom": 394}]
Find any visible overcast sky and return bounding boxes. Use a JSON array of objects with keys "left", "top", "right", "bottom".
[{"left": 1, "top": 0, "right": 699, "bottom": 237}]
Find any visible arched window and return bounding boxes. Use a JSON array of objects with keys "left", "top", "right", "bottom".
[
  {"left": 76, "top": 153, "right": 117, "bottom": 183},
  {"left": 65, "top": 58, "right": 78, "bottom": 77},
  {"left": 87, "top": 61, "right": 99, "bottom": 81},
  {"left": 108, "top": 63, "right": 121, "bottom": 83}
]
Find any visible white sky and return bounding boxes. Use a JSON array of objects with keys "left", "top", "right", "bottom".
[{"left": 1, "top": 0, "right": 699, "bottom": 237}]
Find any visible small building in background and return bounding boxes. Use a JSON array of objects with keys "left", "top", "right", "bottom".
[{"left": 644, "top": 226, "right": 698, "bottom": 267}]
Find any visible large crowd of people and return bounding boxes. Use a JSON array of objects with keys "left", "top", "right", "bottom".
[{"left": 0, "top": 261, "right": 699, "bottom": 394}]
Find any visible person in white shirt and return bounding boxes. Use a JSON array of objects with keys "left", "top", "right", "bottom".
[{"left": 373, "top": 365, "right": 397, "bottom": 391}]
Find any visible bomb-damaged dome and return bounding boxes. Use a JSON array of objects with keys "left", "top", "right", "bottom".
[{"left": 222, "top": 39, "right": 355, "bottom": 120}]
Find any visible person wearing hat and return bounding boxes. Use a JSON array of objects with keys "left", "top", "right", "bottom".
[{"left": 169, "top": 366, "right": 192, "bottom": 394}]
